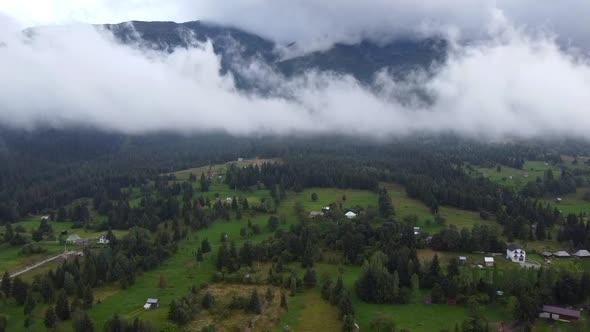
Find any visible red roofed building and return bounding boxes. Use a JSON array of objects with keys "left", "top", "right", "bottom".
[{"left": 539, "top": 305, "right": 581, "bottom": 321}]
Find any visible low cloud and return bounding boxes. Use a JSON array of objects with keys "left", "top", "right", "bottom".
[
  {"left": 4, "top": 0, "right": 590, "bottom": 53},
  {"left": 0, "top": 15, "right": 590, "bottom": 140}
]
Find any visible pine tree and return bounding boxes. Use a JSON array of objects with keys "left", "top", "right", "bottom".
[
  {"left": 196, "top": 249, "right": 204, "bottom": 263},
  {"left": 280, "top": 292, "right": 288, "bottom": 311},
  {"left": 72, "top": 310, "right": 94, "bottom": 332},
  {"left": 265, "top": 288, "right": 274, "bottom": 304},
  {"left": 343, "top": 315, "right": 356, "bottom": 332},
  {"left": 44, "top": 306, "right": 57, "bottom": 330},
  {"left": 23, "top": 293, "right": 36, "bottom": 315},
  {"left": 200, "top": 173, "right": 210, "bottom": 192},
  {"left": 55, "top": 291, "right": 71, "bottom": 320},
  {"left": 1, "top": 271, "right": 10, "bottom": 296},
  {"left": 303, "top": 269, "right": 317, "bottom": 288},
  {"left": 201, "top": 239, "right": 211, "bottom": 254},
  {"left": 83, "top": 286, "right": 94, "bottom": 309},
  {"left": 202, "top": 292, "right": 215, "bottom": 309},
  {"left": 11, "top": 276, "right": 28, "bottom": 305},
  {"left": 248, "top": 289, "right": 262, "bottom": 314}
]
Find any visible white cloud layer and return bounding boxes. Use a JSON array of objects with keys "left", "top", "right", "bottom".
[
  {"left": 0, "top": 5, "right": 589, "bottom": 140},
  {"left": 3, "top": 0, "right": 590, "bottom": 52}
]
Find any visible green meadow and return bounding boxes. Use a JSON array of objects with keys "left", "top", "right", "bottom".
[{"left": 0, "top": 174, "right": 565, "bottom": 331}]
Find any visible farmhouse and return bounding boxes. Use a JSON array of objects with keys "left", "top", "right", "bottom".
[
  {"left": 143, "top": 298, "right": 160, "bottom": 310},
  {"left": 459, "top": 256, "right": 467, "bottom": 264},
  {"left": 573, "top": 249, "right": 590, "bottom": 258},
  {"left": 539, "top": 305, "right": 580, "bottom": 321},
  {"left": 322, "top": 206, "right": 330, "bottom": 213},
  {"left": 506, "top": 244, "right": 526, "bottom": 263},
  {"left": 556, "top": 197, "right": 562, "bottom": 203},
  {"left": 66, "top": 234, "right": 82, "bottom": 244},
  {"left": 553, "top": 251, "right": 571, "bottom": 258},
  {"left": 97, "top": 235, "right": 110, "bottom": 244},
  {"left": 541, "top": 251, "right": 553, "bottom": 258},
  {"left": 308, "top": 211, "right": 323, "bottom": 218},
  {"left": 40, "top": 215, "right": 50, "bottom": 221},
  {"left": 484, "top": 257, "right": 494, "bottom": 267},
  {"left": 345, "top": 211, "right": 357, "bottom": 219}
]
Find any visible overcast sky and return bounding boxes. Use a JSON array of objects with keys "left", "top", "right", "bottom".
[
  {"left": 0, "top": 1, "right": 589, "bottom": 140},
  {"left": 3, "top": 0, "right": 590, "bottom": 49}
]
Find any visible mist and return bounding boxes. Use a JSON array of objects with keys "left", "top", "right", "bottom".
[{"left": 0, "top": 12, "right": 590, "bottom": 140}]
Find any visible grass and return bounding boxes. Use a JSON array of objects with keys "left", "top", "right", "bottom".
[
  {"left": 287, "top": 187, "right": 378, "bottom": 212},
  {"left": 172, "top": 158, "right": 281, "bottom": 182},
  {"left": 277, "top": 290, "right": 342, "bottom": 332},
  {"left": 539, "top": 186, "right": 590, "bottom": 215},
  {"left": 0, "top": 242, "right": 64, "bottom": 273},
  {"left": 385, "top": 183, "right": 495, "bottom": 234},
  {"left": 83, "top": 212, "right": 291, "bottom": 330},
  {"left": 0, "top": 176, "right": 560, "bottom": 331},
  {"left": 467, "top": 161, "right": 562, "bottom": 190}
]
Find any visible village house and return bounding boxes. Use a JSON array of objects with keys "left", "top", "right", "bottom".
[
  {"left": 308, "top": 211, "right": 323, "bottom": 219},
  {"left": 459, "top": 256, "right": 467, "bottom": 264},
  {"left": 40, "top": 215, "right": 50, "bottom": 221},
  {"left": 542, "top": 251, "right": 553, "bottom": 259},
  {"left": 144, "top": 298, "right": 160, "bottom": 310},
  {"left": 556, "top": 197, "right": 562, "bottom": 203},
  {"left": 413, "top": 227, "right": 421, "bottom": 235},
  {"left": 322, "top": 206, "right": 330, "bottom": 213},
  {"left": 573, "top": 249, "right": 590, "bottom": 258},
  {"left": 484, "top": 256, "right": 494, "bottom": 267},
  {"left": 97, "top": 235, "right": 110, "bottom": 244},
  {"left": 345, "top": 211, "right": 357, "bottom": 219},
  {"left": 553, "top": 250, "right": 571, "bottom": 258},
  {"left": 66, "top": 234, "right": 82, "bottom": 244},
  {"left": 506, "top": 244, "right": 526, "bottom": 263},
  {"left": 539, "top": 305, "right": 580, "bottom": 321}
]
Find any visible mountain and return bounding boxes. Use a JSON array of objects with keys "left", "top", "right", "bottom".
[{"left": 104, "top": 20, "right": 447, "bottom": 90}]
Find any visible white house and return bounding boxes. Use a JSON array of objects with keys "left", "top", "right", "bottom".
[
  {"left": 144, "top": 298, "right": 160, "bottom": 310},
  {"left": 97, "top": 235, "right": 110, "bottom": 244},
  {"left": 553, "top": 250, "right": 571, "bottom": 258},
  {"left": 308, "top": 211, "right": 324, "bottom": 219},
  {"left": 506, "top": 244, "right": 526, "bottom": 263},
  {"left": 573, "top": 249, "right": 590, "bottom": 258},
  {"left": 484, "top": 257, "right": 494, "bottom": 267},
  {"left": 66, "top": 234, "right": 82, "bottom": 244},
  {"left": 345, "top": 211, "right": 357, "bottom": 219}
]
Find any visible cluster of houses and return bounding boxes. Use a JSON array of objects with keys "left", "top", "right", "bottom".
[
  {"left": 65, "top": 234, "right": 110, "bottom": 245},
  {"left": 541, "top": 249, "right": 590, "bottom": 259},
  {"left": 308, "top": 206, "right": 358, "bottom": 219}
]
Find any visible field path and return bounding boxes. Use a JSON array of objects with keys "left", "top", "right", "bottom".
[{"left": 0, "top": 250, "right": 82, "bottom": 280}]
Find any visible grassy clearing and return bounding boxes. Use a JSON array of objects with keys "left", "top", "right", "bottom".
[
  {"left": 172, "top": 158, "right": 281, "bottom": 181},
  {"left": 0, "top": 242, "right": 64, "bottom": 273},
  {"left": 187, "top": 284, "right": 286, "bottom": 331},
  {"left": 467, "top": 161, "right": 561, "bottom": 190},
  {"left": 286, "top": 187, "right": 378, "bottom": 212},
  {"left": 385, "top": 183, "right": 495, "bottom": 234},
  {"left": 539, "top": 186, "right": 590, "bottom": 215},
  {"left": 276, "top": 290, "right": 342, "bottom": 332},
  {"left": 84, "top": 213, "right": 288, "bottom": 330}
]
